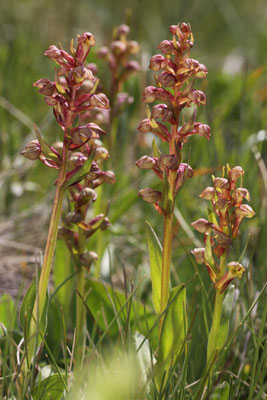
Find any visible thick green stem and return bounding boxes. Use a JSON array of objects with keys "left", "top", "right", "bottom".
[
  {"left": 160, "top": 212, "right": 173, "bottom": 334},
  {"left": 207, "top": 252, "right": 227, "bottom": 368},
  {"left": 159, "top": 126, "right": 178, "bottom": 335}
]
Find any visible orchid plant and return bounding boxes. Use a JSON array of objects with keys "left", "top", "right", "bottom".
[
  {"left": 21, "top": 31, "right": 113, "bottom": 385},
  {"left": 191, "top": 165, "right": 255, "bottom": 375},
  {"left": 135, "top": 22, "right": 211, "bottom": 390},
  {"left": 136, "top": 22, "right": 210, "bottom": 331}
]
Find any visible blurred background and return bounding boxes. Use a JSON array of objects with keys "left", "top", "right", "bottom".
[{"left": 0, "top": 0, "right": 266, "bottom": 300}]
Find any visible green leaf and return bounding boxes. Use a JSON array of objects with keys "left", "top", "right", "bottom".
[
  {"left": 19, "top": 277, "right": 49, "bottom": 347},
  {"left": 152, "top": 138, "right": 161, "bottom": 158},
  {"left": 207, "top": 285, "right": 235, "bottom": 363},
  {"left": 156, "top": 284, "right": 187, "bottom": 390},
  {"left": 212, "top": 381, "right": 230, "bottom": 400},
  {"left": 216, "top": 285, "right": 235, "bottom": 349},
  {"left": 32, "top": 374, "right": 66, "bottom": 400},
  {"left": 53, "top": 240, "right": 73, "bottom": 314},
  {"left": 221, "top": 381, "right": 230, "bottom": 400},
  {"left": 33, "top": 124, "right": 58, "bottom": 161},
  {"left": 145, "top": 220, "right": 162, "bottom": 315},
  {"left": 62, "top": 150, "right": 95, "bottom": 188},
  {"left": 0, "top": 294, "right": 15, "bottom": 330}
]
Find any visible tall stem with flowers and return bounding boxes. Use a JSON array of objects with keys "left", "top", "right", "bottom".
[
  {"left": 191, "top": 165, "right": 255, "bottom": 378},
  {"left": 136, "top": 23, "right": 211, "bottom": 334},
  {"left": 21, "top": 32, "right": 114, "bottom": 382}
]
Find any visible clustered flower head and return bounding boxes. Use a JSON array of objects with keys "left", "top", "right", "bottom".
[
  {"left": 97, "top": 24, "right": 141, "bottom": 113},
  {"left": 21, "top": 32, "right": 116, "bottom": 271},
  {"left": 191, "top": 165, "right": 255, "bottom": 293},
  {"left": 136, "top": 23, "right": 210, "bottom": 214}
]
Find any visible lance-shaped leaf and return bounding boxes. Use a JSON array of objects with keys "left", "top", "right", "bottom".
[
  {"left": 19, "top": 276, "right": 49, "bottom": 358},
  {"left": 62, "top": 150, "right": 95, "bottom": 188},
  {"left": 207, "top": 285, "right": 235, "bottom": 363},
  {"left": 33, "top": 124, "right": 59, "bottom": 161},
  {"left": 155, "top": 284, "right": 187, "bottom": 390},
  {"left": 145, "top": 220, "right": 162, "bottom": 315}
]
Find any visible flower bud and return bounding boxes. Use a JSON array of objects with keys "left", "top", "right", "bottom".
[
  {"left": 117, "top": 24, "right": 130, "bottom": 37},
  {"left": 127, "top": 40, "right": 140, "bottom": 54},
  {"left": 191, "top": 218, "right": 211, "bottom": 233},
  {"left": 191, "top": 248, "right": 205, "bottom": 264},
  {"left": 199, "top": 187, "right": 215, "bottom": 200},
  {"left": 64, "top": 211, "right": 82, "bottom": 224},
  {"left": 139, "top": 188, "right": 162, "bottom": 204},
  {"left": 196, "top": 63, "right": 208, "bottom": 78},
  {"left": 157, "top": 71, "right": 176, "bottom": 87},
  {"left": 125, "top": 60, "right": 141, "bottom": 73},
  {"left": 213, "top": 178, "right": 229, "bottom": 189},
  {"left": 157, "top": 155, "right": 179, "bottom": 171},
  {"left": 192, "top": 123, "right": 211, "bottom": 140},
  {"left": 151, "top": 104, "right": 173, "bottom": 122},
  {"left": 157, "top": 40, "right": 176, "bottom": 55},
  {"left": 94, "top": 146, "right": 109, "bottom": 161},
  {"left": 149, "top": 54, "right": 168, "bottom": 71},
  {"left": 88, "top": 214, "right": 105, "bottom": 229},
  {"left": 169, "top": 25, "right": 178, "bottom": 35},
  {"left": 111, "top": 40, "right": 127, "bottom": 56},
  {"left": 175, "top": 163, "right": 194, "bottom": 193},
  {"left": 215, "top": 262, "right": 245, "bottom": 293},
  {"left": 97, "top": 46, "right": 109, "bottom": 58},
  {"left": 79, "top": 188, "right": 97, "bottom": 205},
  {"left": 21, "top": 140, "right": 41, "bottom": 161},
  {"left": 137, "top": 118, "right": 152, "bottom": 133},
  {"left": 142, "top": 86, "right": 157, "bottom": 103},
  {"left": 85, "top": 122, "right": 106, "bottom": 137},
  {"left": 80, "top": 251, "right": 98, "bottom": 269},
  {"left": 235, "top": 204, "right": 255, "bottom": 218},
  {"left": 90, "top": 93, "right": 109, "bottom": 108},
  {"left": 33, "top": 79, "right": 55, "bottom": 96},
  {"left": 76, "top": 32, "right": 96, "bottom": 62},
  {"left": 229, "top": 166, "right": 244, "bottom": 181},
  {"left": 188, "top": 90, "right": 206, "bottom": 105},
  {"left": 44, "top": 45, "right": 62, "bottom": 62},
  {"left": 135, "top": 155, "right": 156, "bottom": 169},
  {"left": 180, "top": 23, "right": 191, "bottom": 35},
  {"left": 44, "top": 96, "right": 58, "bottom": 106},
  {"left": 100, "top": 217, "right": 111, "bottom": 231},
  {"left": 234, "top": 188, "right": 250, "bottom": 204},
  {"left": 103, "top": 170, "right": 116, "bottom": 184},
  {"left": 232, "top": 204, "right": 255, "bottom": 237}
]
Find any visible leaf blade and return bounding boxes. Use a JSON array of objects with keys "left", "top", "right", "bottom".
[{"left": 145, "top": 220, "right": 162, "bottom": 315}]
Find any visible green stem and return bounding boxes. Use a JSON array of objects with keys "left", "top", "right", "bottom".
[
  {"left": 159, "top": 211, "right": 173, "bottom": 334},
  {"left": 207, "top": 252, "right": 227, "bottom": 368},
  {"left": 75, "top": 226, "right": 86, "bottom": 365},
  {"left": 159, "top": 126, "right": 178, "bottom": 335}
]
